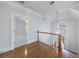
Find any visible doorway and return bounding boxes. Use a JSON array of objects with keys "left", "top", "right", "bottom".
[{"left": 11, "top": 13, "right": 28, "bottom": 49}]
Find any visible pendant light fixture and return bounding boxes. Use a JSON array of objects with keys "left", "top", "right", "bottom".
[{"left": 56, "top": 9, "right": 60, "bottom": 34}]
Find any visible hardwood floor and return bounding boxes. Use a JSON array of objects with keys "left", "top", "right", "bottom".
[{"left": 0, "top": 41, "right": 78, "bottom": 58}]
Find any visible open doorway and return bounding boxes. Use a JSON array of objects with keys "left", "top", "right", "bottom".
[{"left": 11, "top": 13, "right": 28, "bottom": 49}]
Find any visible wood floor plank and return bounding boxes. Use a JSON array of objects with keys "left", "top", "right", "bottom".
[{"left": 0, "top": 41, "right": 78, "bottom": 58}]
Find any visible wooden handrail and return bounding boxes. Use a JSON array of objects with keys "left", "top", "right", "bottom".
[
  {"left": 37, "top": 30, "right": 61, "bottom": 52},
  {"left": 38, "top": 31, "right": 60, "bottom": 36}
]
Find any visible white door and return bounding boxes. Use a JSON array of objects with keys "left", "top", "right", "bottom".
[{"left": 14, "top": 16, "right": 27, "bottom": 48}]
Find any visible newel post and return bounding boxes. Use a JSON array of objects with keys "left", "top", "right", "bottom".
[
  {"left": 58, "top": 34, "right": 62, "bottom": 52},
  {"left": 37, "top": 30, "right": 39, "bottom": 42}
]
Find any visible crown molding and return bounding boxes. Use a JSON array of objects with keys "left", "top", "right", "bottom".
[{"left": 3, "top": 1, "right": 44, "bottom": 18}]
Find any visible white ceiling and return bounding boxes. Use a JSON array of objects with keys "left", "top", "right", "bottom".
[
  {"left": 24, "top": 1, "right": 77, "bottom": 16},
  {"left": 24, "top": 1, "right": 50, "bottom": 16}
]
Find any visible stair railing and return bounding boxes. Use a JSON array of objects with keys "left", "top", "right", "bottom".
[{"left": 37, "top": 30, "right": 62, "bottom": 52}]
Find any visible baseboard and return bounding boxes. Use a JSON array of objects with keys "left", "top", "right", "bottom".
[
  {"left": 0, "top": 41, "right": 38, "bottom": 54},
  {"left": 27, "top": 41, "right": 38, "bottom": 45},
  {"left": 39, "top": 41, "right": 50, "bottom": 46},
  {"left": 39, "top": 41, "right": 79, "bottom": 55},
  {"left": 0, "top": 47, "right": 11, "bottom": 54},
  {"left": 65, "top": 48, "right": 78, "bottom": 54},
  {"left": 15, "top": 42, "right": 27, "bottom": 49},
  {"left": 27, "top": 40, "right": 37, "bottom": 44}
]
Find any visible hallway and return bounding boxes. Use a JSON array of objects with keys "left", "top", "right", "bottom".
[{"left": 0, "top": 1, "right": 79, "bottom": 58}]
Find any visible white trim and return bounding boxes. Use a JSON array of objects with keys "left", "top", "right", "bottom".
[
  {"left": 65, "top": 48, "right": 78, "bottom": 54},
  {"left": 71, "top": 3, "right": 79, "bottom": 9},
  {"left": 3, "top": 1, "right": 44, "bottom": 18},
  {"left": 11, "top": 13, "right": 28, "bottom": 49},
  {"left": 11, "top": 13, "right": 29, "bottom": 23},
  {"left": 10, "top": 13, "right": 15, "bottom": 50},
  {"left": 0, "top": 47, "right": 11, "bottom": 53}
]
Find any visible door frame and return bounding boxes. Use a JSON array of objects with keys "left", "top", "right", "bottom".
[{"left": 11, "top": 13, "right": 28, "bottom": 50}]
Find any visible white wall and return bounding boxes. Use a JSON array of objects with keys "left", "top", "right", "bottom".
[
  {"left": 69, "top": 8, "right": 79, "bottom": 54},
  {"left": 68, "top": 8, "right": 79, "bottom": 54},
  {"left": 0, "top": 2, "right": 43, "bottom": 52},
  {"left": 51, "top": 17, "right": 78, "bottom": 53},
  {"left": 39, "top": 16, "right": 52, "bottom": 45},
  {"left": 71, "top": 8, "right": 79, "bottom": 54},
  {"left": 78, "top": 21, "right": 79, "bottom": 54}
]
